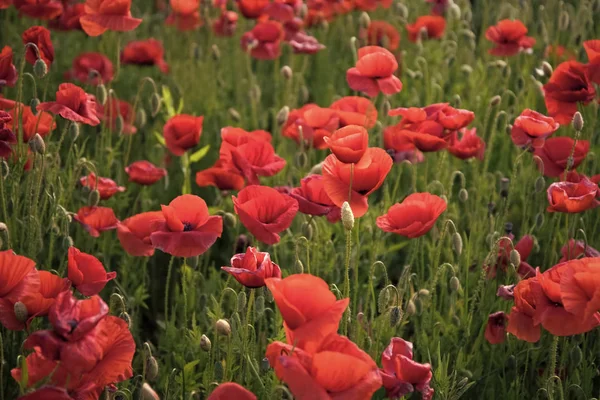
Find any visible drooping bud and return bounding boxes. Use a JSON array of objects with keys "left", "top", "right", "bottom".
[
  {"left": 145, "top": 356, "right": 159, "bottom": 381},
  {"left": 341, "top": 202, "right": 354, "bottom": 231},
  {"left": 359, "top": 12, "right": 371, "bottom": 29},
  {"left": 449, "top": 276, "right": 461, "bottom": 292},
  {"left": 150, "top": 93, "right": 162, "bottom": 117},
  {"left": 394, "top": 2, "right": 408, "bottom": 18},
  {"left": 33, "top": 59, "right": 47, "bottom": 78},
  {"left": 277, "top": 106, "right": 290, "bottom": 126},
  {"left": 29, "top": 98, "right": 40, "bottom": 114},
  {"left": 228, "top": 107, "right": 241, "bottom": 122},
  {"left": 541, "top": 61, "right": 553, "bottom": 77},
  {"left": 294, "top": 259, "right": 304, "bottom": 274},
  {"left": 62, "top": 235, "right": 74, "bottom": 251},
  {"left": 295, "top": 152, "right": 308, "bottom": 168},
  {"left": 200, "top": 334, "right": 212, "bottom": 351},
  {"left": 119, "top": 312, "right": 132, "bottom": 328},
  {"left": 558, "top": 10, "right": 569, "bottom": 31},
  {"left": 223, "top": 212, "right": 237, "bottom": 229},
  {"left": 448, "top": 3, "right": 461, "bottom": 19},
  {"left": 377, "top": 288, "right": 390, "bottom": 314},
  {"left": 237, "top": 291, "right": 247, "bottom": 312},
  {"left": 301, "top": 222, "right": 314, "bottom": 240},
  {"left": 458, "top": 188, "right": 469, "bottom": 202},
  {"left": 249, "top": 84, "right": 261, "bottom": 103},
  {"left": 406, "top": 300, "right": 416, "bottom": 316},
  {"left": 115, "top": 115, "right": 124, "bottom": 135},
  {"left": 211, "top": 44, "right": 221, "bottom": 61},
  {"left": 418, "top": 289, "right": 430, "bottom": 298},
  {"left": 280, "top": 65, "right": 293, "bottom": 80},
  {"left": 29, "top": 133, "right": 45, "bottom": 155},
  {"left": 572, "top": 112, "right": 584, "bottom": 132},
  {"left": 14, "top": 301, "right": 28, "bottom": 322},
  {"left": 88, "top": 189, "right": 100, "bottom": 207},
  {"left": 390, "top": 306, "right": 401, "bottom": 327},
  {"left": 96, "top": 84, "right": 107, "bottom": 106},
  {"left": 509, "top": 249, "right": 521, "bottom": 267},
  {"left": 69, "top": 123, "right": 80, "bottom": 142},
  {"left": 141, "top": 383, "right": 160, "bottom": 400},
  {"left": 216, "top": 319, "right": 231, "bottom": 336},
  {"left": 452, "top": 232, "right": 463, "bottom": 255},
  {"left": 136, "top": 109, "right": 147, "bottom": 128},
  {"left": 490, "top": 95, "right": 501, "bottom": 107},
  {"left": 535, "top": 176, "right": 546, "bottom": 193}
]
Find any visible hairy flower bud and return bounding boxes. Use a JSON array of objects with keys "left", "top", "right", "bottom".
[
  {"left": 452, "top": 232, "right": 463, "bottom": 256},
  {"left": 200, "top": 334, "right": 212, "bottom": 351},
  {"left": 406, "top": 300, "right": 416, "bottom": 316},
  {"left": 509, "top": 249, "right": 521, "bottom": 267},
  {"left": 280, "top": 65, "right": 293, "bottom": 80},
  {"left": 29, "top": 98, "right": 40, "bottom": 114},
  {"left": 88, "top": 189, "right": 100, "bottom": 207},
  {"left": 228, "top": 107, "right": 241, "bottom": 122},
  {"left": 449, "top": 276, "right": 461, "bottom": 292},
  {"left": 390, "top": 306, "right": 401, "bottom": 327},
  {"left": 277, "top": 106, "right": 290, "bottom": 126},
  {"left": 541, "top": 61, "right": 553, "bottom": 77},
  {"left": 141, "top": 383, "right": 160, "bottom": 400},
  {"left": 458, "top": 188, "right": 469, "bottom": 202},
  {"left": 146, "top": 356, "right": 159, "bottom": 381},
  {"left": 33, "top": 58, "right": 47, "bottom": 78},
  {"left": 490, "top": 95, "right": 501, "bottom": 107},
  {"left": 14, "top": 301, "right": 28, "bottom": 322},
  {"left": 136, "top": 109, "right": 147, "bottom": 128},
  {"left": 150, "top": 93, "right": 162, "bottom": 117},
  {"left": 223, "top": 212, "right": 237, "bottom": 229},
  {"left": 294, "top": 259, "right": 304, "bottom": 274},
  {"left": 535, "top": 176, "right": 546, "bottom": 193},
  {"left": 96, "top": 84, "right": 107, "bottom": 106},
  {"left": 341, "top": 202, "right": 354, "bottom": 231},
  {"left": 359, "top": 12, "right": 371, "bottom": 29},
  {"left": 216, "top": 319, "right": 231, "bottom": 336},
  {"left": 572, "top": 112, "right": 584, "bottom": 132},
  {"left": 29, "top": 133, "right": 45, "bottom": 155}
]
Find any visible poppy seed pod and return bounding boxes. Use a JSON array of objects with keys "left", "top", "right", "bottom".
[
  {"left": 572, "top": 112, "right": 584, "bottom": 131},
  {"left": 145, "top": 356, "right": 159, "bottom": 381},
  {"left": 30, "top": 98, "right": 40, "bottom": 114},
  {"left": 150, "top": 93, "right": 162, "bottom": 117},
  {"left": 29, "top": 133, "right": 45, "bottom": 155},
  {"left": 200, "top": 334, "right": 211, "bottom": 351},
  {"left": 280, "top": 65, "right": 293, "bottom": 80},
  {"left": 452, "top": 232, "right": 463, "bottom": 255},
  {"left": 458, "top": 188, "right": 469, "bottom": 202},
  {"left": 13, "top": 301, "right": 28, "bottom": 322},
  {"left": 228, "top": 107, "right": 241, "bottom": 122},
  {"left": 33, "top": 58, "right": 47, "bottom": 78},
  {"left": 216, "top": 319, "right": 231, "bottom": 336},
  {"left": 96, "top": 84, "right": 107, "bottom": 105},
  {"left": 509, "top": 249, "right": 521, "bottom": 267},
  {"left": 341, "top": 202, "right": 354, "bottom": 231},
  {"left": 276, "top": 106, "right": 290, "bottom": 126},
  {"left": 449, "top": 276, "right": 461, "bottom": 292},
  {"left": 390, "top": 306, "right": 401, "bottom": 326}
]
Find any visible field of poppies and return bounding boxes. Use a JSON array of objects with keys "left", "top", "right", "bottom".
[{"left": 1, "top": 0, "right": 600, "bottom": 399}]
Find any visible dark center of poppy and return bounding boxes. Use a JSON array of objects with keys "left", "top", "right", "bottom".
[
  {"left": 183, "top": 222, "right": 194, "bottom": 231},
  {"left": 68, "top": 319, "right": 78, "bottom": 332}
]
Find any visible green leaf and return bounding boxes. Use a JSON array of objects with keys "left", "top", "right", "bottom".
[
  {"left": 153, "top": 131, "right": 166, "bottom": 146},
  {"left": 161, "top": 85, "right": 176, "bottom": 117},
  {"left": 189, "top": 145, "right": 210, "bottom": 163},
  {"left": 384, "top": 241, "right": 410, "bottom": 254}
]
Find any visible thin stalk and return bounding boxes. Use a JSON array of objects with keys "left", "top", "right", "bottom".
[{"left": 164, "top": 256, "right": 176, "bottom": 323}]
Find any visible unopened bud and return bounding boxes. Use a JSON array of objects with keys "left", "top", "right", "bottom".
[
  {"left": 69, "top": 123, "right": 80, "bottom": 141},
  {"left": 490, "top": 95, "right": 501, "bottom": 107},
  {"left": 449, "top": 3, "right": 461, "bottom": 19},
  {"left": 449, "top": 276, "right": 461, "bottom": 292},
  {"left": 390, "top": 306, "right": 401, "bottom": 326},
  {"left": 115, "top": 115, "right": 124, "bottom": 135},
  {"left": 14, "top": 301, "right": 28, "bottom": 322},
  {"left": 1, "top": 160, "right": 8, "bottom": 179},
  {"left": 414, "top": 297, "right": 423, "bottom": 314},
  {"left": 500, "top": 177, "right": 509, "bottom": 198},
  {"left": 558, "top": 10, "right": 569, "bottom": 31},
  {"left": 228, "top": 107, "right": 241, "bottom": 122},
  {"left": 394, "top": 2, "right": 408, "bottom": 18},
  {"left": 341, "top": 202, "right": 354, "bottom": 231},
  {"left": 150, "top": 93, "right": 162, "bottom": 117},
  {"left": 237, "top": 291, "right": 247, "bottom": 312},
  {"left": 406, "top": 300, "right": 416, "bottom": 315},
  {"left": 460, "top": 65, "right": 473, "bottom": 75},
  {"left": 216, "top": 319, "right": 231, "bottom": 336},
  {"left": 570, "top": 346, "right": 583, "bottom": 367},
  {"left": 295, "top": 151, "right": 308, "bottom": 168},
  {"left": 136, "top": 109, "right": 147, "bottom": 128},
  {"left": 310, "top": 162, "right": 323, "bottom": 175},
  {"left": 418, "top": 289, "right": 430, "bottom": 298},
  {"left": 119, "top": 312, "right": 132, "bottom": 328},
  {"left": 33, "top": 58, "right": 47, "bottom": 78},
  {"left": 294, "top": 259, "right": 304, "bottom": 274},
  {"left": 534, "top": 176, "right": 546, "bottom": 193},
  {"left": 280, "top": 65, "right": 293, "bottom": 80},
  {"left": 200, "top": 334, "right": 211, "bottom": 351},
  {"left": 572, "top": 112, "right": 584, "bottom": 131},
  {"left": 452, "top": 232, "right": 463, "bottom": 255},
  {"left": 62, "top": 236, "right": 74, "bottom": 251},
  {"left": 214, "top": 360, "right": 224, "bottom": 380},
  {"left": 96, "top": 84, "right": 107, "bottom": 106},
  {"left": 211, "top": 44, "right": 221, "bottom": 61},
  {"left": 88, "top": 189, "right": 100, "bottom": 207},
  {"left": 223, "top": 212, "right": 237, "bottom": 229},
  {"left": 29, "top": 133, "right": 45, "bottom": 155},
  {"left": 29, "top": 98, "right": 40, "bottom": 114},
  {"left": 300, "top": 85, "right": 309, "bottom": 103},
  {"left": 509, "top": 249, "right": 521, "bottom": 267},
  {"left": 261, "top": 357, "right": 270, "bottom": 373},
  {"left": 146, "top": 356, "right": 159, "bottom": 381},
  {"left": 541, "top": 61, "right": 553, "bottom": 76},
  {"left": 359, "top": 12, "right": 371, "bottom": 29},
  {"left": 141, "top": 383, "right": 160, "bottom": 400},
  {"left": 301, "top": 222, "right": 314, "bottom": 240},
  {"left": 277, "top": 106, "right": 290, "bottom": 126},
  {"left": 249, "top": 84, "right": 261, "bottom": 103},
  {"left": 458, "top": 188, "right": 469, "bottom": 202}
]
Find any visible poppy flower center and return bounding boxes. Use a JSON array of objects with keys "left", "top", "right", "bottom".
[
  {"left": 68, "top": 319, "right": 78, "bottom": 332},
  {"left": 183, "top": 222, "right": 194, "bottom": 231}
]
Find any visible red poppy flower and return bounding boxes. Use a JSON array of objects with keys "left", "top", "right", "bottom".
[
  {"left": 323, "top": 125, "right": 369, "bottom": 164},
  {"left": 406, "top": 16, "right": 446, "bottom": 42},
  {"left": 282, "top": 105, "right": 339, "bottom": 149},
  {"left": 80, "top": 0, "right": 142, "bottom": 36},
  {"left": 121, "top": 39, "right": 169, "bottom": 74},
  {"left": 423, "top": 102, "right": 475, "bottom": 130},
  {"left": 48, "top": 3, "right": 85, "bottom": 31},
  {"left": 559, "top": 239, "right": 600, "bottom": 262},
  {"left": 485, "top": 311, "right": 508, "bottom": 344},
  {"left": 353, "top": 0, "right": 391, "bottom": 11},
  {"left": 426, "top": 0, "right": 448, "bottom": 15},
  {"left": 241, "top": 21, "right": 285, "bottom": 60},
  {"left": 383, "top": 128, "right": 424, "bottom": 164},
  {"left": 237, "top": 0, "right": 269, "bottom": 18},
  {"left": 0, "top": 112, "right": 16, "bottom": 158},
  {"left": 166, "top": 0, "right": 202, "bottom": 31},
  {"left": 546, "top": 178, "right": 599, "bottom": 213},
  {"left": 233, "top": 185, "right": 298, "bottom": 245},
  {"left": 65, "top": 52, "right": 114, "bottom": 85},
  {"left": 73, "top": 206, "right": 119, "bottom": 237},
  {"left": 213, "top": 10, "right": 238, "bottom": 36},
  {"left": 511, "top": 109, "right": 559, "bottom": 149},
  {"left": 7, "top": 103, "right": 56, "bottom": 142},
  {"left": 196, "top": 163, "right": 246, "bottom": 191},
  {"left": 13, "top": 0, "right": 64, "bottom": 20},
  {"left": 323, "top": 147, "right": 392, "bottom": 218},
  {"left": 79, "top": 172, "right": 125, "bottom": 200},
  {"left": 68, "top": 247, "right": 116, "bottom": 296},
  {"left": 288, "top": 31, "right": 326, "bottom": 54},
  {"left": 22, "top": 26, "right": 55, "bottom": 67},
  {"left": 125, "top": 160, "right": 167, "bottom": 185},
  {"left": 0, "top": 46, "right": 18, "bottom": 88},
  {"left": 506, "top": 278, "right": 541, "bottom": 342},
  {"left": 224, "top": 139, "right": 286, "bottom": 185},
  {"left": 0, "top": 0, "right": 8, "bottom": 8},
  {"left": 150, "top": 194, "right": 223, "bottom": 257},
  {"left": 380, "top": 337, "right": 434, "bottom": 400},
  {"left": 289, "top": 174, "right": 341, "bottom": 222},
  {"left": 97, "top": 98, "right": 137, "bottom": 134},
  {"left": 117, "top": 211, "right": 165, "bottom": 257},
  {"left": 220, "top": 126, "right": 272, "bottom": 148},
  {"left": 388, "top": 121, "right": 448, "bottom": 153},
  {"left": 543, "top": 61, "right": 596, "bottom": 125},
  {"left": 447, "top": 127, "right": 485, "bottom": 161},
  {"left": 544, "top": 44, "right": 576, "bottom": 62},
  {"left": 37, "top": 83, "right": 100, "bottom": 126},
  {"left": 329, "top": 96, "right": 377, "bottom": 129},
  {"left": 208, "top": 383, "right": 257, "bottom": 400},
  {"left": 584, "top": 40, "right": 600, "bottom": 84},
  {"left": 266, "top": 333, "right": 382, "bottom": 399},
  {"left": 533, "top": 137, "right": 589, "bottom": 177},
  {"left": 487, "top": 234, "right": 535, "bottom": 279},
  {"left": 0, "top": 250, "right": 40, "bottom": 330},
  {"left": 222, "top": 247, "right": 282, "bottom": 288},
  {"left": 485, "top": 19, "right": 535, "bottom": 56},
  {"left": 376, "top": 193, "right": 446, "bottom": 238},
  {"left": 346, "top": 46, "right": 402, "bottom": 97},
  {"left": 163, "top": 114, "right": 203, "bottom": 156},
  {"left": 16, "top": 386, "right": 74, "bottom": 400},
  {"left": 559, "top": 257, "right": 600, "bottom": 320},
  {"left": 361, "top": 20, "right": 400, "bottom": 51}
]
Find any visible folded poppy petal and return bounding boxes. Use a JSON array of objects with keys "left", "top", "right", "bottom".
[
  {"left": 117, "top": 211, "right": 165, "bottom": 257},
  {"left": 151, "top": 217, "right": 222, "bottom": 258},
  {"left": 68, "top": 247, "right": 116, "bottom": 296},
  {"left": 559, "top": 258, "right": 600, "bottom": 319},
  {"left": 73, "top": 206, "right": 119, "bottom": 237},
  {"left": 377, "top": 193, "right": 446, "bottom": 238},
  {"left": 506, "top": 306, "right": 540, "bottom": 343},
  {"left": 346, "top": 68, "right": 382, "bottom": 98},
  {"left": 275, "top": 356, "right": 331, "bottom": 400},
  {"left": 207, "top": 382, "right": 257, "bottom": 400},
  {"left": 16, "top": 387, "right": 73, "bottom": 400},
  {"left": 377, "top": 75, "right": 403, "bottom": 96},
  {"left": 330, "top": 96, "right": 378, "bottom": 129},
  {"left": 323, "top": 125, "right": 369, "bottom": 164}
]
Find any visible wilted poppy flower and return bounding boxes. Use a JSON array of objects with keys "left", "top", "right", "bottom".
[
  {"left": 48, "top": 2, "right": 85, "bottom": 31},
  {"left": 213, "top": 10, "right": 238, "bottom": 36},
  {"left": 511, "top": 109, "right": 559, "bottom": 149},
  {"left": 0, "top": 250, "right": 40, "bottom": 330},
  {"left": 485, "top": 311, "right": 508, "bottom": 344},
  {"left": 222, "top": 247, "right": 281, "bottom": 288},
  {"left": 290, "top": 174, "right": 341, "bottom": 222},
  {"left": 543, "top": 61, "right": 596, "bottom": 125},
  {"left": 80, "top": 172, "right": 125, "bottom": 200},
  {"left": 117, "top": 211, "right": 165, "bottom": 257},
  {"left": 68, "top": 247, "right": 116, "bottom": 296},
  {"left": 13, "top": 0, "right": 63, "bottom": 20},
  {"left": 584, "top": 40, "right": 600, "bottom": 85},
  {"left": 288, "top": 31, "right": 326, "bottom": 54},
  {"left": 361, "top": 20, "right": 400, "bottom": 51},
  {"left": 380, "top": 337, "right": 434, "bottom": 400},
  {"left": 447, "top": 127, "right": 485, "bottom": 161},
  {"left": 163, "top": 114, "right": 203, "bottom": 156},
  {"left": 323, "top": 125, "right": 369, "bottom": 164},
  {"left": 330, "top": 96, "right": 377, "bottom": 129},
  {"left": 406, "top": 16, "right": 446, "bottom": 42},
  {"left": 125, "top": 160, "right": 167, "bottom": 185},
  {"left": 485, "top": 19, "right": 535, "bottom": 56},
  {"left": 80, "top": 0, "right": 142, "bottom": 36},
  {"left": 224, "top": 140, "right": 286, "bottom": 185},
  {"left": 37, "top": 83, "right": 100, "bottom": 126},
  {"left": 0, "top": 46, "right": 18, "bottom": 88},
  {"left": 266, "top": 333, "right": 382, "bottom": 399},
  {"left": 237, "top": 0, "right": 269, "bottom": 18},
  {"left": 196, "top": 163, "right": 246, "bottom": 191},
  {"left": 233, "top": 185, "right": 298, "bottom": 245},
  {"left": 7, "top": 103, "right": 56, "bottom": 142},
  {"left": 121, "top": 39, "right": 169, "bottom": 74},
  {"left": 377, "top": 193, "right": 446, "bottom": 238},
  {"left": 166, "top": 0, "right": 202, "bottom": 31},
  {"left": 559, "top": 239, "right": 600, "bottom": 262},
  {"left": 241, "top": 21, "right": 285, "bottom": 60},
  {"left": 73, "top": 206, "right": 119, "bottom": 237},
  {"left": 533, "top": 137, "right": 589, "bottom": 177},
  {"left": 323, "top": 147, "right": 392, "bottom": 218},
  {"left": 22, "top": 26, "right": 55, "bottom": 67},
  {"left": 151, "top": 194, "right": 223, "bottom": 257},
  {"left": 208, "top": 383, "right": 257, "bottom": 400},
  {"left": 346, "top": 46, "right": 402, "bottom": 97},
  {"left": 282, "top": 105, "right": 339, "bottom": 149},
  {"left": 559, "top": 257, "right": 600, "bottom": 320},
  {"left": 65, "top": 52, "right": 114, "bottom": 85},
  {"left": 546, "top": 178, "right": 599, "bottom": 213}
]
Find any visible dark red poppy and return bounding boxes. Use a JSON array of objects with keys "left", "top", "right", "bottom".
[
  {"left": 223, "top": 139, "right": 286, "bottom": 185},
  {"left": 241, "top": 21, "right": 284, "bottom": 60},
  {"left": 73, "top": 206, "right": 119, "bottom": 237},
  {"left": 0, "top": 0, "right": 8, "bottom": 8},
  {"left": 583, "top": 40, "right": 600, "bottom": 85},
  {"left": 380, "top": 337, "right": 434, "bottom": 400},
  {"left": 559, "top": 239, "right": 600, "bottom": 262},
  {"left": 68, "top": 247, "right": 116, "bottom": 296},
  {"left": 121, "top": 39, "right": 169, "bottom": 74},
  {"left": 125, "top": 160, "right": 167, "bottom": 185},
  {"left": 485, "top": 19, "right": 536, "bottom": 56},
  {"left": 266, "top": 333, "right": 382, "bottom": 399},
  {"left": 329, "top": 96, "right": 377, "bottom": 129},
  {"left": 559, "top": 257, "right": 600, "bottom": 320},
  {"left": 233, "top": 185, "right": 298, "bottom": 245},
  {"left": 376, "top": 192, "right": 446, "bottom": 238},
  {"left": 484, "top": 311, "right": 508, "bottom": 344},
  {"left": 97, "top": 98, "right": 137, "bottom": 134},
  {"left": 288, "top": 31, "right": 326, "bottom": 54},
  {"left": 0, "top": 112, "right": 16, "bottom": 158},
  {"left": 37, "top": 83, "right": 100, "bottom": 126},
  {"left": 150, "top": 194, "right": 223, "bottom": 257},
  {"left": 533, "top": 137, "right": 589, "bottom": 177},
  {"left": 162, "top": 114, "right": 203, "bottom": 156},
  {"left": 426, "top": 0, "right": 448, "bottom": 15},
  {"left": 543, "top": 61, "right": 596, "bottom": 125},
  {"left": 237, "top": 0, "right": 269, "bottom": 19},
  {"left": 346, "top": 46, "right": 402, "bottom": 97},
  {"left": 13, "top": 0, "right": 63, "bottom": 20},
  {"left": 487, "top": 234, "right": 535, "bottom": 279},
  {"left": 166, "top": 0, "right": 202, "bottom": 31},
  {"left": 208, "top": 383, "right": 257, "bottom": 400},
  {"left": 323, "top": 125, "right": 369, "bottom": 164},
  {"left": 0, "top": 250, "right": 39, "bottom": 330},
  {"left": 222, "top": 247, "right": 282, "bottom": 288},
  {"left": 213, "top": 10, "right": 238, "bottom": 36},
  {"left": 65, "top": 52, "right": 114, "bottom": 85},
  {"left": 290, "top": 174, "right": 341, "bottom": 222},
  {"left": 117, "top": 211, "right": 165, "bottom": 257},
  {"left": 406, "top": 16, "right": 446, "bottom": 42},
  {"left": 361, "top": 20, "right": 400, "bottom": 51},
  {"left": 48, "top": 3, "right": 85, "bottom": 31},
  {"left": 22, "top": 26, "right": 54, "bottom": 67},
  {"left": 546, "top": 178, "right": 599, "bottom": 213},
  {"left": 0, "top": 46, "right": 18, "bottom": 88},
  {"left": 323, "top": 147, "right": 392, "bottom": 218},
  {"left": 80, "top": 0, "right": 142, "bottom": 36},
  {"left": 196, "top": 162, "right": 246, "bottom": 191},
  {"left": 282, "top": 105, "right": 339, "bottom": 149},
  {"left": 80, "top": 172, "right": 125, "bottom": 200},
  {"left": 511, "top": 109, "right": 559, "bottom": 149},
  {"left": 447, "top": 127, "right": 485, "bottom": 161}
]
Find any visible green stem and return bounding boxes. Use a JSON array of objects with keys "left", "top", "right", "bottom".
[
  {"left": 181, "top": 261, "right": 189, "bottom": 329},
  {"left": 164, "top": 256, "right": 176, "bottom": 323}
]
